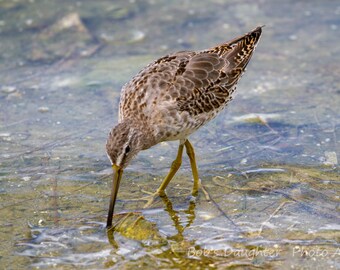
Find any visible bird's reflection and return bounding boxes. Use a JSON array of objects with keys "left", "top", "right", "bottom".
[
  {"left": 106, "top": 194, "right": 197, "bottom": 248},
  {"left": 160, "top": 195, "right": 196, "bottom": 242}
]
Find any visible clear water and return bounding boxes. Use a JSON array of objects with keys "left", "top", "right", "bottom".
[{"left": 0, "top": 0, "right": 339, "bottom": 269}]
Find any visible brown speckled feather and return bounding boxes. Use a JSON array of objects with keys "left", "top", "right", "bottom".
[{"left": 119, "top": 26, "right": 262, "bottom": 143}]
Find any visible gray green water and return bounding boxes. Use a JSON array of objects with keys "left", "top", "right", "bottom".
[{"left": 0, "top": 0, "right": 339, "bottom": 269}]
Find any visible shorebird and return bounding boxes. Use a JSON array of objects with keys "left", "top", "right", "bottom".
[{"left": 106, "top": 26, "right": 262, "bottom": 228}]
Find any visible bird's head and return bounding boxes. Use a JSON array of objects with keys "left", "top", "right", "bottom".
[
  {"left": 105, "top": 121, "right": 144, "bottom": 228},
  {"left": 106, "top": 121, "right": 143, "bottom": 169}
]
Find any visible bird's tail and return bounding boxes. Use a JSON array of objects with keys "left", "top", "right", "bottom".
[{"left": 208, "top": 26, "right": 263, "bottom": 70}]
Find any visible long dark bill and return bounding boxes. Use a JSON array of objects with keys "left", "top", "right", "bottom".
[{"left": 106, "top": 165, "right": 123, "bottom": 228}]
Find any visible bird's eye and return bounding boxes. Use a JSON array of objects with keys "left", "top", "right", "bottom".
[{"left": 125, "top": 145, "right": 131, "bottom": 154}]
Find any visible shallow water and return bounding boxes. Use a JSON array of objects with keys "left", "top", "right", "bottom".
[{"left": 0, "top": 0, "right": 339, "bottom": 269}]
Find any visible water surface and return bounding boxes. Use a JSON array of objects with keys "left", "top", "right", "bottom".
[{"left": 0, "top": 0, "right": 339, "bottom": 269}]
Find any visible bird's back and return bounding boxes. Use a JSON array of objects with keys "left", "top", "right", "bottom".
[{"left": 119, "top": 27, "right": 262, "bottom": 142}]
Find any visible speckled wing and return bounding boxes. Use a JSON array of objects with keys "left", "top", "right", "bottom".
[
  {"left": 175, "top": 26, "right": 262, "bottom": 116},
  {"left": 119, "top": 27, "right": 262, "bottom": 139},
  {"left": 118, "top": 52, "right": 193, "bottom": 122}
]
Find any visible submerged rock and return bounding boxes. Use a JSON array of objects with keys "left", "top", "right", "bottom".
[{"left": 27, "top": 13, "right": 95, "bottom": 63}]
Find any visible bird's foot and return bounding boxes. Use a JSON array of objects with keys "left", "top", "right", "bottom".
[
  {"left": 142, "top": 189, "right": 167, "bottom": 208},
  {"left": 129, "top": 189, "right": 166, "bottom": 208}
]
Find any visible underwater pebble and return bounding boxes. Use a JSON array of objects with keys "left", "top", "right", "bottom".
[
  {"left": 38, "top": 219, "right": 45, "bottom": 226},
  {"left": 232, "top": 113, "right": 280, "bottom": 123},
  {"left": 289, "top": 35, "right": 297, "bottom": 41},
  {"left": 222, "top": 23, "right": 230, "bottom": 29},
  {"left": 53, "top": 77, "right": 78, "bottom": 88},
  {"left": 240, "top": 158, "right": 247, "bottom": 164},
  {"left": 330, "top": 24, "right": 337, "bottom": 30},
  {"left": 25, "top": 19, "right": 33, "bottom": 26},
  {"left": 27, "top": 12, "right": 92, "bottom": 62},
  {"left": 1, "top": 85, "right": 17, "bottom": 93},
  {"left": 22, "top": 176, "right": 31, "bottom": 181},
  {"left": 38, "top": 106, "right": 50, "bottom": 113},
  {"left": 110, "top": 7, "right": 130, "bottom": 20},
  {"left": 0, "top": 132, "right": 12, "bottom": 142},
  {"left": 100, "top": 29, "right": 145, "bottom": 44},
  {"left": 324, "top": 151, "right": 337, "bottom": 166},
  {"left": 199, "top": 213, "right": 215, "bottom": 221},
  {"left": 129, "top": 30, "right": 145, "bottom": 43},
  {"left": 86, "top": 81, "right": 102, "bottom": 87},
  {"left": 48, "top": 13, "right": 88, "bottom": 34}
]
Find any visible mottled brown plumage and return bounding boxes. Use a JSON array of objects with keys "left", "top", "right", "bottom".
[{"left": 106, "top": 27, "right": 262, "bottom": 228}]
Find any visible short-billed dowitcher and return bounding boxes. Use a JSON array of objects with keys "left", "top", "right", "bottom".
[{"left": 106, "top": 26, "right": 262, "bottom": 228}]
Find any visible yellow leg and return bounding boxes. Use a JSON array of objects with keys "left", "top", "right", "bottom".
[
  {"left": 141, "top": 140, "right": 202, "bottom": 208},
  {"left": 184, "top": 140, "right": 200, "bottom": 196},
  {"left": 141, "top": 142, "right": 184, "bottom": 208},
  {"left": 156, "top": 142, "right": 184, "bottom": 194}
]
